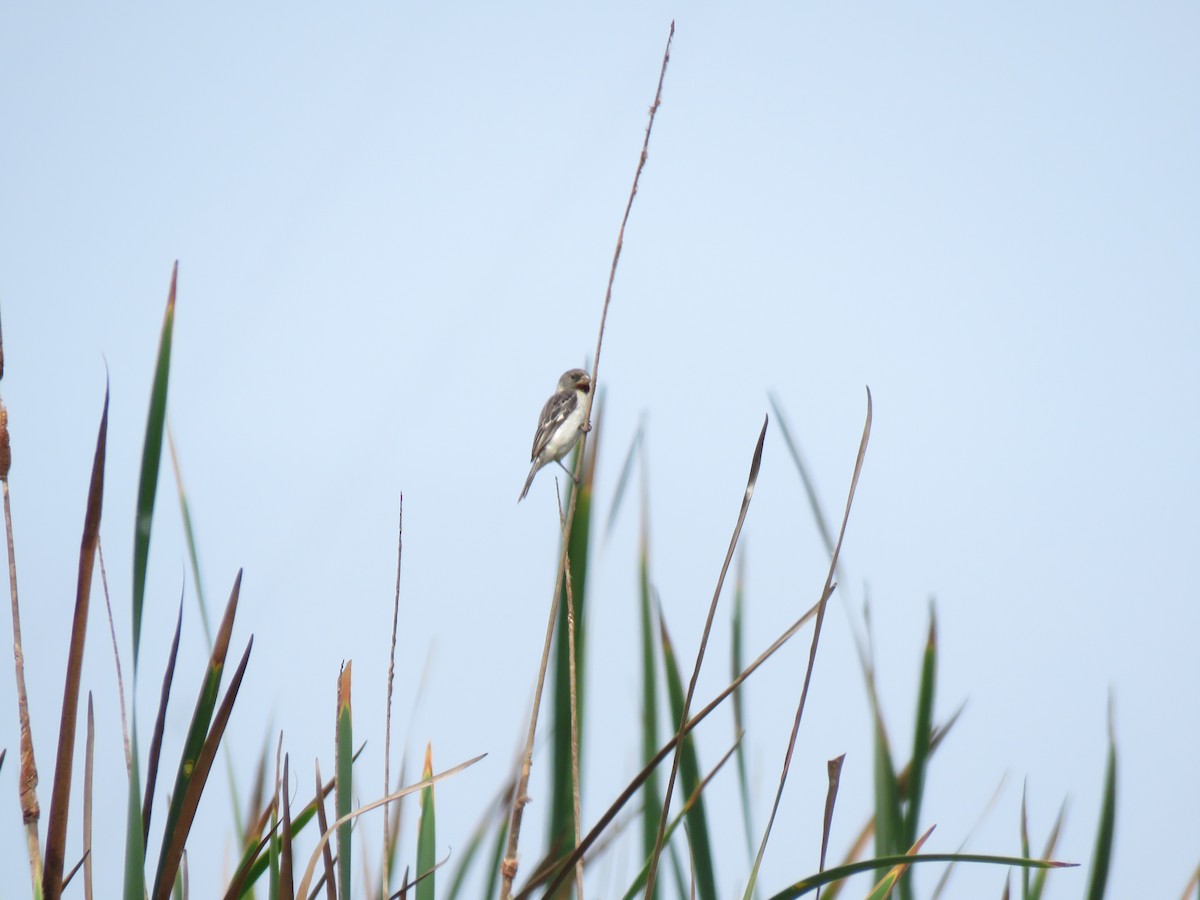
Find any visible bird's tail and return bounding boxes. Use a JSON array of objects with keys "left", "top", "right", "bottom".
[{"left": 518, "top": 462, "right": 539, "bottom": 502}]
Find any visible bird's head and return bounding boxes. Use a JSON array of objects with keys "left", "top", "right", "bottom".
[{"left": 559, "top": 368, "right": 592, "bottom": 394}]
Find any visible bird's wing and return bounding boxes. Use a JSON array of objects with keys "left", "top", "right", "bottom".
[{"left": 531, "top": 389, "right": 579, "bottom": 460}]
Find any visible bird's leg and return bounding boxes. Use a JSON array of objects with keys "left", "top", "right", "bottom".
[{"left": 555, "top": 458, "right": 582, "bottom": 485}]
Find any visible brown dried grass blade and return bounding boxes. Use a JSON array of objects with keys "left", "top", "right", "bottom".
[{"left": 43, "top": 387, "right": 108, "bottom": 900}]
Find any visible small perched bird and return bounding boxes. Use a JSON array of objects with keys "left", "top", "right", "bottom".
[{"left": 519, "top": 368, "right": 592, "bottom": 502}]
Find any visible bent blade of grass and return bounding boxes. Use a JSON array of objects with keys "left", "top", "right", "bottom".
[
  {"left": 1028, "top": 797, "right": 1067, "bottom": 900},
  {"left": 533, "top": 597, "right": 821, "bottom": 900},
  {"left": 1085, "top": 698, "right": 1117, "bottom": 900},
  {"left": 658, "top": 607, "right": 717, "bottom": 900},
  {"left": 765, "top": 851, "right": 1073, "bottom": 900},
  {"left": 134, "top": 262, "right": 177, "bottom": 669},
  {"left": 43, "top": 386, "right": 108, "bottom": 900},
  {"left": 646, "top": 414, "right": 768, "bottom": 900},
  {"left": 746, "top": 389, "right": 872, "bottom": 900},
  {"left": 621, "top": 738, "right": 741, "bottom": 900},
  {"left": 292, "top": 753, "right": 488, "bottom": 900},
  {"left": 144, "top": 595, "right": 184, "bottom": 839},
  {"left": 864, "top": 827, "right": 935, "bottom": 900},
  {"left": 904, "top": 608, "right": 937, "bottom": 849},
  {"left": 153, "top": 638, "right": 254, "bottom": 900}
]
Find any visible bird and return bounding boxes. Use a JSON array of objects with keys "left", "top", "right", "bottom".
[{"left": 519, "top": 368, "right": 592, "bottom": 502}]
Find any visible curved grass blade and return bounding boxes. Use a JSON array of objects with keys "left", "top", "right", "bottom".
[
  {"left": 144, "top": 596, "right": 184, "bottom": 839},
  {"left": 293, "top": 753, "right": 488, "bottom": 900},
  {"left": 43, "top": 386, "right": 107, "bottom": 900},
  {"left": 532, "top": 598, "right": 820, "bottom": 900},
  {"left": 765, "top": 851, "right": 1074, "bottom": 900},
  {"left": 864, "top": 827, "right": 935, "bottom": 900},
  {"left": 745, "top": 389, "right": 872, "bottom": 900},
  {"left": 1028, "top": 797, "right": 1067, "bottom": 900},
  {"left": 645, "top": 414, "right": 768, "bottom": 900},
  {"left": 133, "top": 262, "right": 177, "bottom": 669},
  {"left": 621, "top": 738, "right": 741, "bottom": 900},
  {"left": 417, "top": 744, "right": 437, "bottom": 900},
  {"left": 153, "top": 637, "right": 254, "bottom": 900},
  {"left": 1085, "top": 699, "right": 1117, "bottom": 900}
]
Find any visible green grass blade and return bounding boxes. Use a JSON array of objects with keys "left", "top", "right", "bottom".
[
  {"left": 1028, "top": 798, "right": 1067, "bottom": 900},
  {"left": 548, "top": 426, "right": 597, "bottom": 872},
  {"left": 873, "top": 712, "right": 905, "bottom": 877},
  {"left": 43, "top": 387, "right": 107, "bottom": 900},
  {"left": 863, "top": 828, "right": 934, "bottom": 900},
  {"left": 638, "top": 456, "right": 662, "bottom": 896},
  {"left": 731, "top": 549, "right": 754, "bottom": 862},
  {"left": 417, "top": 744, "right": 437, "bottom": 900},
  {"left": 336, "top": 663, "right": 354, "bottom": 899},
  {"left": 154, "top": 571, "right": 243, "bottom": 894},
  {"left": 899, "top": 608, "right": 937, "bottom": 900},
  {"left": 1085, "top": 700, "right": 1117, "bottom": 900},
  {"left": 153, "top": 638, "right": 253, "bottom": 900},
  {"left": 765, "top": 851, "right": 1074, "bottom": 900},
  {"left": 124, "top": 721, "right": 147, "bottom": 900},
  {"left": 133, "top": 263, "right": 177, "bottom": 669},
  {"left": 658, "top": 608, "right": 717, "bottom": 900}
]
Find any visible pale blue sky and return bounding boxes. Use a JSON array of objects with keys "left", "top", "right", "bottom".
[{"left": 1, "top": 4, "right": 1197, "bottom": 898}]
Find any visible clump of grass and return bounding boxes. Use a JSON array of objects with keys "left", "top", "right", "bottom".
[{"left": 0, "top": 23, "right": 1145, "bottom": 900}]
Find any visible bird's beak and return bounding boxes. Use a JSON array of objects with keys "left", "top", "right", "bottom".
[{"left": 581, "top": 376, "right": 592, "bottom": 392}]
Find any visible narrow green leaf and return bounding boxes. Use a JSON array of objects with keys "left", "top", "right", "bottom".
[
  {"left": 43, "top": 387, "right": 107, "bottom": 900},
  {"left": 1085, "top": 701, "right": 1117, "bottom": 900},
  {"left": 124, "top": 722, "right": 147, "bottom": 900},
  {"left": 154, "top": 572, "right": 243, "bottom": 895},
  {"left": 133, "top": 262, "right": 177, "bottom": 668},
  {"left": 765, "top": 851, "right": 1074, "bottom": 900},
  {"left": 1028, "top": 797, "right": 1067, "bottom": 900},
  {"left": 336, "top": 663, "right": 354, "bottom": 899},
  {"left": 548, "top": 425, "right": 597, "bottom": 872},
  {"left": 900, "top": 607, "right": 937, "bottom": 900},
  {"left": 638, "top": 459, "right": 662, "bottom": 896},
  {"left": 864, "top": 828, "right": 934, "bottom": 900},
  {"left": 417, "top": 744, "right": 437, "bottom": 900},
  {"left": 873, "top": 713, "right": 905, "bottom": 875},
  {"left": 658, "top": 610, "right": 717, "bottom": 900},
  {"left": 153, "top": 638, "right": 253, "bottom": 900},
  {"left": 731, "top": 549, "right": 754, "bottom": 862}
]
